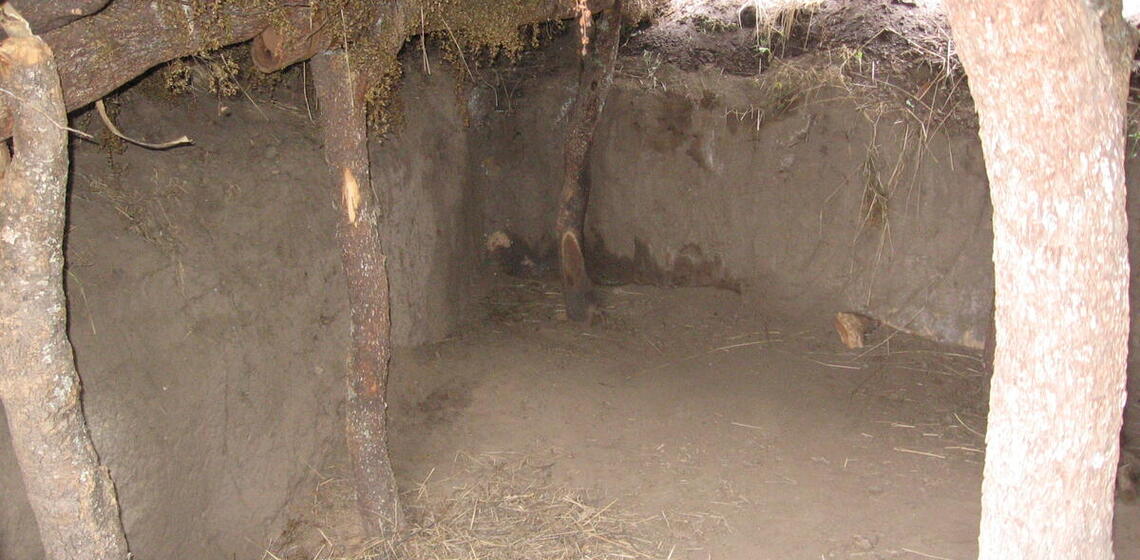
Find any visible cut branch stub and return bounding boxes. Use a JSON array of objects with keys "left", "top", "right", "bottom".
[
  {"left": 250, "top": 7, "right": 331, "bottom": 73},
  {"left": 555, "top": 0, "right": 622, "bottom": 322}
]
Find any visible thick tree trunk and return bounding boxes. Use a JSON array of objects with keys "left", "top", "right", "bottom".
[
  {"left": 0, "top": 17, "right": 130, "bottom": 560},
  {"left": 555, "top": 0, "right": 621, "bottom": 321},
  {"left": 310, "top": 50, "right": 401, "bottom": 538},
  {"left": 945, "top": 1, "right": 1135, "bottom": 557}
]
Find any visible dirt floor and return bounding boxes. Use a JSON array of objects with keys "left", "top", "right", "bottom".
[{"left": 266, "top": 276, "right": 1140, "bottom": 560}]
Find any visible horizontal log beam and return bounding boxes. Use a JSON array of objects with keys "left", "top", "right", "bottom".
[
  {"left": 0, "top": 0, "right": 634, "bottom": 137},
  {"left": 47, "top": 0, "right": 272, "bottom": 112},
  {"left": 0, "top": 0, "right": 275, "bottom": 137},
  {"left": 251, "top": 0, "right": 619, "bottom": 73},
  {"left": 10, "top": 0, "right": 111, "bottom": 34}
]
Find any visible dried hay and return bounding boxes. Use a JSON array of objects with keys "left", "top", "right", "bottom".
[
  {"left": 743, "top": 0, "right": 825, "bottom": 56},
  {"left": 74, "top": 173, "right": 186, "bottom": 256},
  {"left": 277, "top": 453, "right": 716, "bottom": 560}
]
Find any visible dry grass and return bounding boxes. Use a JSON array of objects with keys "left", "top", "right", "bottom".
[
  {"left": 485, "top": 280, "right": 563, "bottom": 323},
  {"left": 745, "top": 0, "right": 825, "bottom": 58},
  {"left": 74, "top": 172, "right": 186, "bottom": 256},
  {"left": 723, "top": 37, "right": 968, "bottom": 308},
  {"left": 274, "top": 453, "right": 720, "bottom": 560},
  {"left": 710, "top": 44, "right": 967, "bottom": 144}
]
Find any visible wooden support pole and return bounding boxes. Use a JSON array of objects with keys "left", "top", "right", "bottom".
[
  {"left": 555, "top": 0, "right": 622, "bottom": 321},
  {"left": 0, "top": 8, "right": 130, "bottom": 560},
  {"left": 310, "top": 50, "right": 402, "bottom": 538},
  {"left": 945, "top": 0, "right": 1136, "bottom": 557}
]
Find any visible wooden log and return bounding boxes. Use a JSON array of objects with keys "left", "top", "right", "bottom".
[
  {"left": 0, "top": 0, "right": 635, "bottom": 137},
  {"left": 310, "top": 50, "right": 402, "bottom": 538},
  {"left": 11, "top": 0, "right": 111, "bottom": 34},
  {"left": 555, "top": 0, "right": 622, "bottom": 321},
  {"left": 0, "top": 8, "right": 130, "bottom": 560},
  {"left": 833, "top": 312, "right": 879, "bottom": 349},
  {"left": 0, "top": 0, "right": 278, "bottom": 138},
  {"left": 44, "top": 0, "right": 271, "bottom": 113},
  {"left": 251, "top": 0, "right": 620, "bottom": 73},
  {"left": 250, "top": 7, "right": 331, "bottom": 73}
]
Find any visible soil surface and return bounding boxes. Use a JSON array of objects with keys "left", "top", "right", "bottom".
[
  {"left": 627, "top": 0, "right": 954, "bottom": 74},
  {"left": 271, "top": 276, "right": 1140, "bottom": 560}
]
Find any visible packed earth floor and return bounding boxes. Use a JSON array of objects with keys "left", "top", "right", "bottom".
[{"left": 269, "top": 278, "right": 1140, "bottom": 560}]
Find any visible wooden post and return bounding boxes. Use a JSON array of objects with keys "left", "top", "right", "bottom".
[
  {"left": 0, "top": 7, "right": 130, "bottom": 560},
  {"left": 555, "top": 0, "right": 622, "bottom": 321},
  {"left": 945, "top": 0, "right": 1135, "bottom": 556},
  {"left": 310, "top": 50, "right": 402, "bottom": 538}
]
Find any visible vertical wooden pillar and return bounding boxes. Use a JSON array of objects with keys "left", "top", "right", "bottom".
[
  {"left": 945, "top": 1, "right": 1135, "bottom": 557},
  {"left": 310, "top": 51, "right": 401, "bottom": 537},
  {"left": 556, "top": 0, "right": 622, "bottom": 321},
  {"left": 0, "top": 8, "right": 130, "bottom": 560}
]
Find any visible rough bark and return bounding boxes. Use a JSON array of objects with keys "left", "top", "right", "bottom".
[
  {"left": 944, "top": 1, "right": 1135, "bottom": 557},
  {"left": 11, "top": 0, "right": 111, "bottom": 34},
  {"left": 0, "top": 0, "right": 277, "bottom": 138},
  {"left": 251, "top": 0, "right": 620, "bottom": 73},
  {"left": 310, "top": 50, "right": 401, "bottom": 538},
  {"left": 0, "top": 23, "right": 130, "bottom": 560},
  {"left": 0, "top": 0, "right": 630, "bottom": 136},
  {"left": 43, "top": 0, "right": 271, "bottom": 112},
  {"left": 555, "top": 1, "right": 621, "bottom": 321}
]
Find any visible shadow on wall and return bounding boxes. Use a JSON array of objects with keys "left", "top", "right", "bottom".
[
  {"left": 0, "top": 54, "right": 484, "bottom": 560},
  {"left": 473, "top": 58, "right": 994, "bottom": 348}
]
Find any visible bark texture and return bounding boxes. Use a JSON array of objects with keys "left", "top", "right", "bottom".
[
  {"left": 251, "top": 0, "right": 621, "bottom": 73},
  {"left": 310, "top": 51, "right": 401, "bottom": 538},
  {"left": 0, "top": 0, "right": 276, "bottom": 137},
  {"left": 251, "top": 7, "right": 330, "bottom": 73},
  {"left": 555, "top": 1, "right": 621, "bottom": 321},
  {"left": 945, "top": 1, "right": 1135, "bottom": 557},
  {"left": 0, "top": 31, "right": 130, "bottom": 560},
  {"left": 0, "top": 0, "right": 633, "bottom": 136},
  {"left": 11, "top": 0, "right": 111, "bottom": 33},
  {"left": 43, "top": 0, "right": 271, "bottom": 114}
]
